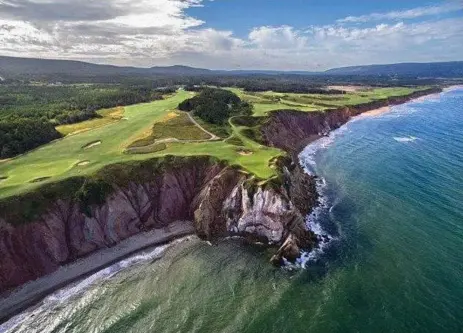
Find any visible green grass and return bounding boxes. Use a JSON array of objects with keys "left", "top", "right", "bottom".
[
  {"left": 226, "top": 87, "right": 429, "bottom": 116},
  {"left": 128, "top": 111, "right": 211, "bottom": 148},
  {"left": 56, "top": 107, "right": 125, "bottom": 136},
  {"left": 0, "top": 86, "right": 430, "bottom": 198},
  {"left": 0, "top": 91, "right": 192, "bottom": 197}
]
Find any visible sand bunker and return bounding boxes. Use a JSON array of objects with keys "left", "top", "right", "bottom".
[
  {"left": 30, "top": 177, "right": 51, "bottom": 183},
  {"left": 238, "top": 150, "right": 254, "bottom": 156},
  {"left": 76, "top": 161, "right": 90, "bottom": 166},
  {"left": 82, "top": 140, "right": 101, "bottom": 149},
  {"left": 0, "top": 176, "right": 7, "bottom": 182}
]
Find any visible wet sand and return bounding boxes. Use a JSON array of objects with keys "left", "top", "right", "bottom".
[{"left": 0, "top": 221, "right": 195, "bottom": 323}]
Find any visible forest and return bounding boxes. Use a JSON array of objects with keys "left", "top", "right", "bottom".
[
  {"left": 0, "top": 84, "right": 171, "bottom": 159},
  {"left": 178, "top": 88, "right": 252, "bottom": 124}
]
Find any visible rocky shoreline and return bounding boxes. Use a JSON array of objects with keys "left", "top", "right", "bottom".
[{"left": 0, "top": 86, "right": 442, "bottom": 323}]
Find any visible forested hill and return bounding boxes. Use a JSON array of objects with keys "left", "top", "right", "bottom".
[
  {"left": 1, "top": 56, "right": 463, "bottom": 81},
  {"left": 325, "top": 61, "right": 463, "bottom": 77},
  {"left": 0, "top": 56, "right": 211, "bottom": 79}
]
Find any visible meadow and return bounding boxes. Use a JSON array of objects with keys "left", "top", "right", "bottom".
[{"left": 0, "top": 86, "right": 426, "bottom": 198}]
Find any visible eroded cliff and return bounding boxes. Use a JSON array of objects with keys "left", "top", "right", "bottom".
[
  {"left": 261, "top": 88, "right": 441, "bottom": 152},
  {"left": 0, "top": 156, "right": 317, "bottom": 293},
  {"left": 0, "top": 87, "right": 442, "bottom": 295}
]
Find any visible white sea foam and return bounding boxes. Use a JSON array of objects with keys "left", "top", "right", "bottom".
[
  {"left": 293, "top": 129, "right": 345, "bottom": 269},
  {"left": 394, "top": 136, "right": 418, "bottom": 143},
  {"left": 299, "top": 124, "right": 350, "bottom": 175},
  {"left": 0, "top": 236, "right": 192, "bottom": 333}
]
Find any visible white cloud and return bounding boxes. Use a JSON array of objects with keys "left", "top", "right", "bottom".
[
  {"left": 249, "top": 26, "right": 308, "bottom": 49},
  {"left": 338, "top": 2, "right": 462, "bottom": 23},
  {"left": 0, "top": 1, "right": 462, "bottom": 70}
]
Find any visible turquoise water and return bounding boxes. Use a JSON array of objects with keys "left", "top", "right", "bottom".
[{"left": 2, "top": 88, "right": 463, "bottom": 333}]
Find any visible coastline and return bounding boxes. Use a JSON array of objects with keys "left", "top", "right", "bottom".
[
  {"left": 0, "top": 221, "right": 195, "bottom": 324},
  {"left": 0, "top": 85, "right": 452, "bottom": 325},
  {"left": 357, "top": 86, "right": 462, "bottom": 118},
  {"left": 294, "top": 86, "right": 454, "bottom": 265}
]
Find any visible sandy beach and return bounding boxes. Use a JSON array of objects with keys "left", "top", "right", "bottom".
[
  {"left": 0, "top": 221, "right": 195, "bottom": 323},
  {"left": 356, "top": 85, "right": 463, "bottom": 119}
]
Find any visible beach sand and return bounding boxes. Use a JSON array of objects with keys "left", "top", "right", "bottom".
[{"left": 0, "top": 221, "right": 195, "bottom": 323}]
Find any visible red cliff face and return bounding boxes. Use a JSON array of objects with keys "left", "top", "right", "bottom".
[
  {"left": 261, "top": 88, "right": 441, "bottom": 152},
  {"left": 0, "top": 157, "right": 317, "bottom": 293},
  {"left": 0, "top": 88, "right": 441, "bottom": 294}
]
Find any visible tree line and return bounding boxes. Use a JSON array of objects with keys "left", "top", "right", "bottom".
[
  {"left": 178, "top": 88, "right": 252, "bottom": 125},
  {"left": 0, "top": 84, "right": 172, "bottom": 158}
]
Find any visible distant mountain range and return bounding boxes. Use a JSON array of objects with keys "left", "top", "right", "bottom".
[
  {"left": 0, "top": 56, "right": 462, "bottom": 79},
  {"left": 324, "top": 62, "right": 463, "bottom": 77}
]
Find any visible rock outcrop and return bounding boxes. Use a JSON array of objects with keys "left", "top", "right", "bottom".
[
  {"left": 0, "top": 156, "right": 318, "bottom": 293},
  {"left": 0, "top": 87, "right": 442, "bottom": 294}
]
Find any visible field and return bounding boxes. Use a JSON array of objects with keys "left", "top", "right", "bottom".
[
  {"left": 228, "top": 87, "right": 426, "bottom": 116},
  {"left": 0, "top": 86, "right": 427, "bottom": 198}
]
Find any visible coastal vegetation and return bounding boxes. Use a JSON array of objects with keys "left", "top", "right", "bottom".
[
  {"left": 0, "top": 84, "right": 433, "bottom": 199},
  {"left": 0, "top": 84, "right": 170, "bottom": 158}
]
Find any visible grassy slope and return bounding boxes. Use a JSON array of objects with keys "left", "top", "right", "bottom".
[
  {"left": 0, "top": 91, "right": 191, "bottom": 197},
  {"left": 227, "top": 87, "right": 427, "bottom": 115},
  {"left": 0, "top": 87, "right": 428, "bottom": 198},
  {"left": 55, "top": 107, "right": 125, "bottom": 136}
]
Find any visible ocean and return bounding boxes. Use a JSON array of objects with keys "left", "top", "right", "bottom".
[{"left": 2, "top": 87, "right": 462, "bottom": 333}]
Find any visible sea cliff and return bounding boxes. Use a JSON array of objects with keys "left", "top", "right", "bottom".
[
  {"left": 0, "top": 87, "right": 441, "bottom": 297},
  {"left": 261, "top": 88, "right": 442, "bottom": 152},
  {"left": 0, "top": 156, "right": 317, "bottom": 294}
]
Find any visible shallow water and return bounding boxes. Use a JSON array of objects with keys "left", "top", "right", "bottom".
[{"left": 2, "top": 88, "right": 463, "bottom": 333}]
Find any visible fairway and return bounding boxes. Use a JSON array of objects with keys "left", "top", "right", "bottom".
[
  {"left": 0, "top": 86, "right": 427, "bottom": 198},
  {"left": 227, "top": 87, "right": 427, "bottom": 116}
]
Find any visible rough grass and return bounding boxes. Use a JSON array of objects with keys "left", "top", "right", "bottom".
[
  {"left": 226, "top": 87, "right": 429, "bottom": 116},
  {"left": 128, "top": 111, "right": 210, "bottom": 148},
  {"left": 126, "top": 143, "right": 167, "bottom": 154},
  {"left": 225, "top": 135, "right": 245, "bottom": 146},
  {"left": 0, "top": 87, "right": 430, "bottom": 199},
  {"left": 56, "top": 107, "right": 124, "bottom": 136},
  {"left": 192, "top": 116, "right": 231, "bottom": 138}
]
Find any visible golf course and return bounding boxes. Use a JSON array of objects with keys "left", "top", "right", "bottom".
[{"left": 0, "top": 86, "right": 426, "bottom": 198}]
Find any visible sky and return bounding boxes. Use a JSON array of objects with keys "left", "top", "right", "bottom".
[{"left": 0, "top": 0, "right": 462, "bottom": 70}]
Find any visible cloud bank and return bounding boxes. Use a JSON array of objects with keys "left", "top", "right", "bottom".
[{"left": 0, "top": 0, "right": 462, "bottom": 70}]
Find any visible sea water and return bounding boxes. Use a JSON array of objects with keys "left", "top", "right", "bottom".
[{"left": 1, "top": 87, "right": 462, "bottom": 333}]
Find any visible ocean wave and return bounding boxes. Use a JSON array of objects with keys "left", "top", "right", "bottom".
[
  {"left": 0, "top": 236, "right": 193, "bottom": 333},
  {"left": 294, "top": 132, "right": 343, "bottom": 269},
  {"left": 299, "top": 124, "right": 350, "bottom": 175},
  {"left": 394, "top": 136, "right": 418, "bottom": 143}
]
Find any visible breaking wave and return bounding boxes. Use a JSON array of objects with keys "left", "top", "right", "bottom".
[
  {"left": 393, "top": 136, "right": 418, "bottom": 143},
  {"left": 0, "top": 236, "right": 193, "bottom": 333},
  {"left": 294, "top": 126, "right": 349, "bottom": 268}
]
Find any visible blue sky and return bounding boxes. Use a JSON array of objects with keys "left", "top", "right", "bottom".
[
  {"left": 0, "top": 0, "right": 462, "bottom": 70},
  {"left": 188, "top": 0, "right": 461, "bottom": 36}
]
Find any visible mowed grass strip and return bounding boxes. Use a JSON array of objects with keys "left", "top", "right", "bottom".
[
  {"left": 56, "top": 107, "right": 125, "bottom": 136},
  {"left": 0, "top": 91, "right": 192, "bottom": 197},
  {"left": 128, "top": 111, "right": 211, "bottom": 148},
  {"left": 0, "top": 87, "right": 429, "bottom": 198},
  {"left": 227, "top": 87, "right": 428, "bottom": 116}
]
